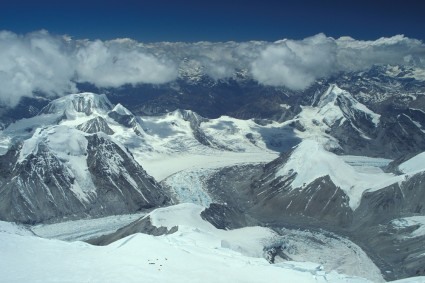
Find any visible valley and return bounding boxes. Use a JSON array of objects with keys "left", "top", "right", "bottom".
[{"left": 1, "top": 66, "right": 425, "bottom": 282}]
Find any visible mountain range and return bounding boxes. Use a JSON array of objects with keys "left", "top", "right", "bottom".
[{"left": 1, "top": 64, "right": 425, "bottom": 282}]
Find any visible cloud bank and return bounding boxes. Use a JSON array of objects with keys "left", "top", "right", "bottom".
[{"left": 0, "top": 30, "right": 424, "bottom": 107}]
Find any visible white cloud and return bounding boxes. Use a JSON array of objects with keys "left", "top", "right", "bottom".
[
  {"left": 0, "top": 30, "right": 424, "bottom": 107},
  {"left": 0, "top": 31, "right": 178, "bottom": 107},
  {"left": 0, "top": 30, "right": 76, "bottom": 107},
  {"left": 252, "top": 34, "right": 337, "bottom": 90},
  {"left": 75, "top": 40, "right": 177, "bottom": 87},
  {"left": 251, "top": 34, "right": 425, "bottom": 90}
]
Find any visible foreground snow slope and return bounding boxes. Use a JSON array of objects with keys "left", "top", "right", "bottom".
[{"left": 0, "top": 204, "right": 399, "bottom": 283}]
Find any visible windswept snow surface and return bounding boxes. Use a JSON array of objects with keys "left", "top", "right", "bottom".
[
  {"left": 340, "top": 155, "right": 392, "bottom": 174},
  {"left": 276, "top": 139, "right": 397, "bottom": 209},
  {"left": 399, "top": 152, "right": 425, "bottom": 174},
  {"left": 0, "top": 205, "right": 394, "bottom": 283}
]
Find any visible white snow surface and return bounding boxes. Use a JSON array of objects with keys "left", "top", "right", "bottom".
[
  {"left": 399, "top": 152, "right": 425, "bottom": 174},
  {"left": 31, "top": 212, "right": 147, "bottom": 241},
  {"left": 0, "top": 205, "right": 387, "bottom": 283},
  {"left": 2, "top": 205, "right": 425, "bottom": 283},
  {"left": 276, "top": 139, "right": 396, "bottom": 210},
  {"left": 0, "top": 221, "right": 34, "bottom": 236}
]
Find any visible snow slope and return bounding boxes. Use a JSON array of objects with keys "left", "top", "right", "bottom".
[
  {"left": 399, "top": 152, "right": 425, "bottom": 174},
  {"left": 31, "top": 212, "right": 147, "bottom": 241},
  {"left": 0, "top": 205, "right": 397, "bottom": 283}
]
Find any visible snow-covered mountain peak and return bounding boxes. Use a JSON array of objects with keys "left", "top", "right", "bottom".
[
  {"left": 40, "top": 93, "right": 113, "bottom": 117},
  {"left": 294, "top": 84, "right": 382, "bottom": 150},
  {"left": 171, "top": 109, "right": 207, "bottom": 123},
  {"left": 275, "top": 139, "right": 394, "bottom": 209},
  {"left": 317, "top": 84, "right": 380, "bottom": 127},
  {"left": 111, "top": 103, "right": 133, "bottom": 116}
]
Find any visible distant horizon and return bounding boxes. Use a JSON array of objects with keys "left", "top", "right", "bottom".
[
  {"left": 1, "top": 0, "right": 425, "bottom": 42},
  {"left": 3, "top": 29, "right": 422, "bottom": 44}
]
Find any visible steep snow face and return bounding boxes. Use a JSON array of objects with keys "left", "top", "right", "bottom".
[
  {"left": 399, "top": 152, "right": 425, "bottom": 174},
  {"left": 40, "top": 92, "right": 113, "bottom": 117},
  {"left": 112, "top": 103, "right": 133, "bottom": 116},
  {"left": 0, "top": 212, "right": 384, "bottom": 283},
  {"left": 275, "top": 139, "right": 395, "bottom": 209}
]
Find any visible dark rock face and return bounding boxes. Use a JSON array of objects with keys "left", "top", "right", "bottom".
[
  {"left": 200, "top": 203, "right": 252, "bottom": 230},
  {"left": 86, "top": 134, "right": 168, "bottom": 212},
  {"left": 0, "top": 143, "right": 86, "bottom": 224},
  {"left": 251, "top": 176, "right": 353, "bottom": 228},
  {"left": 177, "top": 110, "right": 212, "bottom": 147},
  {"left": 108, "top": 111, "right": 144, "bottom": 136},
  {"left": 354, "top": 172, "right": 425, "bottom": 228},
  {"left": 0, "top": 134, "right": 168, "bottom": 224},
  {"left": 77, "top": 117, "right": 115, "bottom": 135}
]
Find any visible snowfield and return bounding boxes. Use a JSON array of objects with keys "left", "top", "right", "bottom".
[
  {"left": 0, "top": 204, "right": 392, "bottom": 283},
  {"left": 1, "top": 204, "right": 424, "bottom": 283}
]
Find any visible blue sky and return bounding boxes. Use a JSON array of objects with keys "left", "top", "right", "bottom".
[{"left": 1, "top": 0, "right": 425, "bottom": 42}]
